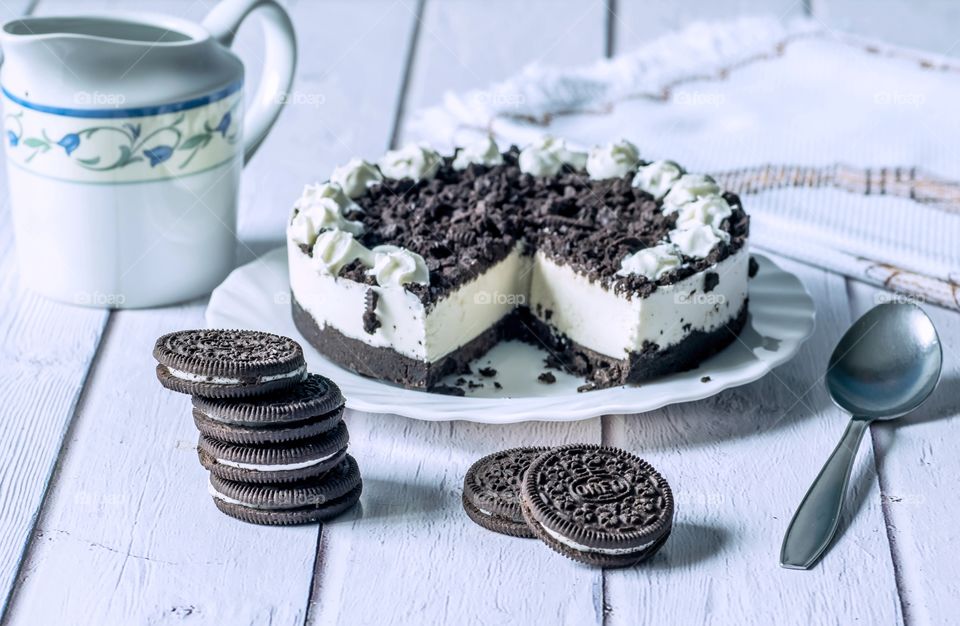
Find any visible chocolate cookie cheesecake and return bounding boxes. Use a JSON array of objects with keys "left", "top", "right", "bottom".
[{"left": 287, "top": 137, "right": 749, "bottom": 391}]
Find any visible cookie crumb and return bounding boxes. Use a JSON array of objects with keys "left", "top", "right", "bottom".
[
  {"left": 362, "top": 290, "right": 381, "bottom": 334},
  {"left": 748, "top": 256, "right": 759, "bottom": 278},
  {"left": 703, "top": 272, "right": 719, "bottom": 293},
  {"left": 543, "top": 355, "right": 563, "bottom": 370},
  {"left": 478, "top": 366, "right": 497, "bottom": 378},
  {"left": 493, "top": 381, "right": 502, "bottom": 390},
  {"left": 432, "top": 384, "right": 465, "bottom": 397},
  {"left": 700, "top": 376, "right": 711, "bottom": 383},
  {"left": 538, "top": 371, "right": 557, "bottom": 384}
]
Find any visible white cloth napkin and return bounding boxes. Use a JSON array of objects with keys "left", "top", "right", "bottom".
[{"left": 410, "top": 16, "right": 960, "bottom": 310}]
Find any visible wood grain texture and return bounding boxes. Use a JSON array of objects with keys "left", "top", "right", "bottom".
[
  {"left": 847, "top": 281, "right": 960, "bottom": 625},
  {"left": 0, "top": 0, "right": 109, "bottom": 616},
  {"left": 236, "top": 0, "right": 423, "bottom": 255},
  {"left": 311, "top": 416, "right": 605, "bottom": 626},
  {"left": 2, "top": 303, "right": 325, "bottom": 625},
  {"left": 603, "top": 257, "right": 903, "bottom": 625},
  {"left": 306, "top": 3, "right": 609, "bottom": 625},
  {"left": 3, "top": 0, "right": 956, "bottom": 624},
  {"left": 399, "top": 0, "right": 606, "bottom": 144},
  {"left": 2, "top": 1, "right": 416, "bottom": 623},
  {"left": 0, "top": 242, "right": 107, "bottom": 617}
]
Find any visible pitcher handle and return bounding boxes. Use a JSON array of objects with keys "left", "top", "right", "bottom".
[{"left": 202, "top": 0, "right": 297, "bottom": 164}]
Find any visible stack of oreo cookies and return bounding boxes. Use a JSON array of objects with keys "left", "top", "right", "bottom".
[
  {"left": 462, "top": 444, "right": 673, "bottom": 568},
  {"left": 154, "top": 329, "right": 362, "bottom": 525}
]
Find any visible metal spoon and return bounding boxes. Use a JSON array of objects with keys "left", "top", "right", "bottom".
[{"left": 780, "top": 302, "right": 942, "bottom": 570}]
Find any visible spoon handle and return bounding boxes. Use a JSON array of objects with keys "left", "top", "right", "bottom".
[{"left": 780, "top": 417, "right": 871, "bottom": 569}]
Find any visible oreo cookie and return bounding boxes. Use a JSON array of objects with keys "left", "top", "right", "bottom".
[
  {"left": 462, "top": 446, "right": 552, "bottom": 537},
  {"left": 520, "top": 444, "right": 673, "bottom": 568},
  {"left": 154, "top": 329, "right": 306, "bottom": 398},
  {"left": 197, "top": 422, "right": 349, "bottom": 483},
  {"left": 192, "top": 374, "right": 345, "bottom": 444},
  {"left": 208, "top": 454, "right": 362, "bottom": 525}
]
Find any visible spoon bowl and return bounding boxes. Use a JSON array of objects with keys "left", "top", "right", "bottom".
[
  {"left": 781, "top": 302, "right": 942, "bottom": 570},
  {"left": 827, "top": 303, "right": 942, "bottom": 420}
]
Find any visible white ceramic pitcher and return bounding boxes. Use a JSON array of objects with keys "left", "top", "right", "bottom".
[{"left": 0, "top": 0, "right": 296, "bottom": 307}]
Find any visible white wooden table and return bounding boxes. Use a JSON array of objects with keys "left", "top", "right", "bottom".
[{"left": 1, "top": 1, "right": 958, "bottom": 624}]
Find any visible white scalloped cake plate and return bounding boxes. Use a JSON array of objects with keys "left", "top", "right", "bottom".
[{"left": 207, "top": 248, "right": 815, "bottom": 423}]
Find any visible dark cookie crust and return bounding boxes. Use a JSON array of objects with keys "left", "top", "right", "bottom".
[
  {"left": 526, "top": 301, "right": 749, "bottom": 389},
  {"left": 153, "top": 329, "right": 305, "bottom": 378},
  {"left": 193, "top": 405, "right": 344, "bottom": 445},
  {"left": 462, "top": 494, "right": 534, "bottom": 539},
  {"left": 292, "top": 146, "right": 751, "bottom": 393},
  {"left": 292, "top": 296, "right": 515, "bottom": 389},
  {"left": 521, "top": 445, "right": 674, "bottom": 554},
  {"left": 463, "top": 446, "right": 553, "bottom": 522},
  {"left": 294, "top": 294, "right": 747, "bottom": 391}
]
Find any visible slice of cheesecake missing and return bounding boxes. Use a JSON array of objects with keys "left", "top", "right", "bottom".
[{"left": 287, "top": 138, "right": 749, "bottom": 391}]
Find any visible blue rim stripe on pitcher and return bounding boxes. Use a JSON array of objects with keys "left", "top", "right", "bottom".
[
  {"left": 5, "top": 153, "right": 238, "bottom": 185},
  {"left": 0, "top": 79, "right": 243, "bottom": 119}
]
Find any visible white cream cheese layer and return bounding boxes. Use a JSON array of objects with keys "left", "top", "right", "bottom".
[
  {"left": 290, "top": 244, "right": 428, "bottom": 359},
  {"left": 289, "top": 244, "right": 530, "bottom": 363},
  {"left": 217, "top": 449, "right": 341, "bottom": 472},
  {"left": 424, "top": 247, "right": 531, "bottom": 362},
  {"left": 167, "top": 365, "right": 307, "bottom": 385},
  {"left": 291, "top": 235, "right": 747, "bottom": 364},
  {"left": 528, "top": 247, "right": 750, "bottom": 359},
  {"left": 542, "top": 525, "right": 658, "bottom": 555}
]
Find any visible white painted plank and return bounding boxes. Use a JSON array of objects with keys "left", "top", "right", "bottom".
[
  {"left": 847, "top": 280, "right": 960, "bottom": 625},
  {"left": 3, "top": 1, "right": 416, "bottom": 623},
  {"left": 611, "top": 3, "right": 938, "bottom": 618},
  {"left": 604, "top": 257, "right": 903, "bottom": 624},
  {"left": 0, "top": 243, "right": 107, "bottom": 615},
  {"left": 611, "top": 0, "right": 806, "bottom": 54},
  {"left": 3, "top": 304, "right": 323, "bottom": 625},
  {"left": 399, "top": 0, "right": 606, "bottom": 144},
  {"left": 311, "top": 2, "right": 609, "bottom": 625},
  {"left": 313, "top": 416, "right": 604, "bottom": 626},
  {"left": 0, "top": 0, "right": 109, "bottom": 615},
  {"left": 237, "top": 0, "right": 418, "bottom": 256}
]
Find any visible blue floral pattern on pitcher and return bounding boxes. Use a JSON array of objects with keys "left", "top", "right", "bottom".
[{"left": 3, "top": 98, "right": 240, "bottom": 174}]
